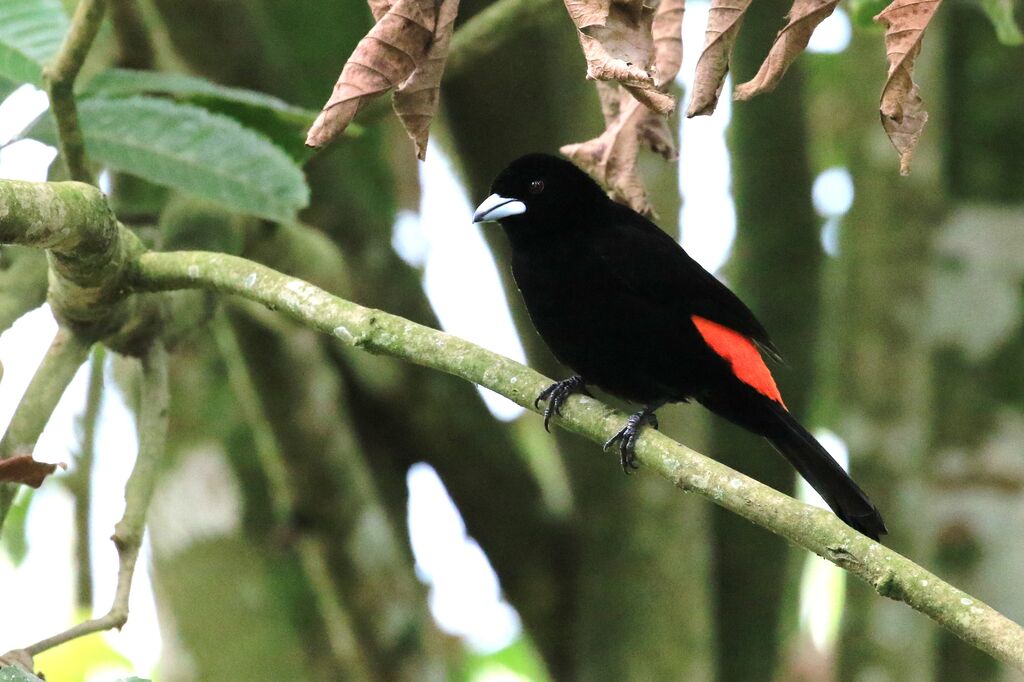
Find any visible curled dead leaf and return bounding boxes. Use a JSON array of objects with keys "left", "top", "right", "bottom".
[
  {"left": 306, "top": 0, "right": 438, "bottom": 149},
  {"left": 562, "top": 99, "right": 649, "bottom": 214},
  {"left": 564, "top": 0, "right": 677, "bottom": 114},
  {"left": 562, "top": 90, "right": 673, "bottom": 216},
  {"left": 639, "top": 109, "right": 677, "bottom": 160},
  {"left": 652, "top": 0, "right": 685, "bottom": 87},
  {"left": 368, "top": 0, "right": 393, "bottom": 20},
  {"left": 874, "top": 0, "right": 942, "bottom": 174},
  {"left": 563, "top": 0, "right": 681, "bottom": 214},
  {"left": 734, "top": 0, "right": 839, "bottom": 101},
  {"left": 0, "top": 454, "right": 67, "bottom": 488},
  {"left": 687, "top": 0, "right": 752, "bottom": 117},
  {"left": 394, "top": 0, "right": 460, "bottom": 159}
]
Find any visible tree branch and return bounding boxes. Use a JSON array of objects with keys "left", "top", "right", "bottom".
[
  {"left": 66, "top": 345, "right": 106, "bottom": 609},
  {"left": 16, "top": 340, "right": 168, "bottom": 658},
  {"left": 129, "top": 249, "right": 1024, "bottom": 670},
  {"left": 43, "top": 0, "right": 109, "bottom": 182},
  {"left": 0, "top": 327, "right": 91, "bottom": 512},
  {"left": 2, "top": 178, "right": 1023, "bottom": 668}
]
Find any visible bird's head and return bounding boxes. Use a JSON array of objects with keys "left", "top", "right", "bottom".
[{"left": 473, "top": 154, "right": 608, "bottom": 233}]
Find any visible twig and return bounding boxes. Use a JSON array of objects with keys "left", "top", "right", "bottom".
[
  {"left": 0, "top": 328, "right": 92, "bottom": 517},
  {"left": 20, "top": 340, "right": 168, "bottom": 657},
  {"left": 130, "top": 250, "right": 1024, "bottom": 670},
  {"left": 43, "top": 0, "right": 110, "bottom": 182},
  {"left": 66, "top": 345, "right": 106, "bottom": 608},
  {"left": 211, "top": 315, "right": 372, "bottom": 680}
]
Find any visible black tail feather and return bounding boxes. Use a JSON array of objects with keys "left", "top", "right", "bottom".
[{"left": 763, "top": 403, "right": 887, "bottom": 540}]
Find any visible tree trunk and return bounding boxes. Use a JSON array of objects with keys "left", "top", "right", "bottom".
[
  {"left": 821, "top": 26, "right": 946, "bottom": 682},
  {"left": 930, "top": 7, "right": 1024, "bottom": 680},
  {"left": 710, "top": 2, "right": 822, "bottom": 679}
]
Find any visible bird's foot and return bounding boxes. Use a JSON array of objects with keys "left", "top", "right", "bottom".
[
  {"left": 604, "top": 407, "right": 660, "bottom": 474},
  {"left": 535, "top": 376, "right": 590, "bottom": 432}
]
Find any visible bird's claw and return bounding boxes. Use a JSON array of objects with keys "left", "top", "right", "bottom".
[
  {"left": 604, "top": 409, "right": 659, "bottom": 474},
  {"left": 535, "top": 376, "right": 588, "bottom": 432}
]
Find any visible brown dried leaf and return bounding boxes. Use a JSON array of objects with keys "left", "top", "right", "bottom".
[
  {"left": 875, "top": 0, "right": 941, "bottom": 174},
  {"left": 563, "top": 0, "right": 613, "bottom": 28},
  {"left": 562, "top": 92, "right": 656, "bottom": 215},
  {"left": 687, "top": 0, "right": 752, "bottom": 117},
  {"left": 652, "top": 0, "right": 685, "bottom": 87},
  {"left": 368, "top": 0, "right": 393, "bottom": 20},
  {"left": 734, "top": 0, "right": 839, "bottom": 100},
  {"left": 563, "top": 0, "right": 680, "bottom": 208},
  {"left": 596, "top": 80, "right": 624, "bottom": 125},
  {"left": 0, "top": 455, "right": 66, "bottom": 488},
  {"left": 565, "top": 0, "right": 676, "bottom": 114},
  {"left": 639, "top": 109, "right": 677, "bottom": 160},
  {"left": 394, "top": 0, "right": 460, "bottom": 159},
  {"left": 306, "top": 0, "right": 437, "bottom": 148}
]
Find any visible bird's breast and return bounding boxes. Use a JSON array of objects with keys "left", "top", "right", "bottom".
[{"left": 510, "top": 244, "right": 701, "bottom": 403}]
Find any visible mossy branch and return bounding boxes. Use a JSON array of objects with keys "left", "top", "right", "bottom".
[
  {"left": 2, "top": 179, "right": 1024, "bottom": 669},
  {"left": 128, "top": 249, "right": 1024, "bottom": 670}
]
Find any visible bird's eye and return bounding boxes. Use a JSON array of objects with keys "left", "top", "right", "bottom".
[{"left": 529, "top": 180, "right": 545, "bottom": 194}]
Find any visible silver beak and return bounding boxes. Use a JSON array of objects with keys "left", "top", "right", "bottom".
[{"left": 473, "top": 193, "right": 527, "bottom": 223}]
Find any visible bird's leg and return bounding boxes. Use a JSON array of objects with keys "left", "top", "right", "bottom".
[
  {"left": 604, "top": 405, "right": 661, "bottom": 474},
  {"left": 535, "top": 375, "right": 590, "bottom": 432}
]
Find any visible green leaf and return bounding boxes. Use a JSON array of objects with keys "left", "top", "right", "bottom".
[
  {"left": 0, "top": 0, "right": 69, "bottom": 85},
  {"left": 80, "top": 69, "right": 349, "bottom": 161},
  {"left": 979, "top": 0, "right": 1024, "bottom": 45},
  {"left": 82, "top": 69, "right": 314, "bottom": 124},
  {"left": 35, "top": 96, "right": 310, "bottom": 221},
  {"left": 1, "top": 489, "right": 33, "bottom": 565},
  {"left": 1, "top": 77, "right": 20, "bottom": 103}
]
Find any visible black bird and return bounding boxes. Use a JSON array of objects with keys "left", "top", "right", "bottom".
[{"left": 473, "top": 153, "right": 886, "bottom": 540}]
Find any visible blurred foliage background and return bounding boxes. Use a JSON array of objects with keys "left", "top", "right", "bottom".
[{"left": 2, "top": 0, "right": 1024, "bottom": 680}]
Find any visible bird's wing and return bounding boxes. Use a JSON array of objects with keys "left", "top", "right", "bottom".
[{"left": 589, "top": 204, "right": 784, "bottom": 363}]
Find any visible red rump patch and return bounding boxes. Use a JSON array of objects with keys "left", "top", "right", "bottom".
[{"left": 692, "top": 315, "right": 785, "bottom": 407}]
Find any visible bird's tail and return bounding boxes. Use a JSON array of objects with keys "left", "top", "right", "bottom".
[{"left": 763, "top": 403, "right": 887, "bottom": 540}]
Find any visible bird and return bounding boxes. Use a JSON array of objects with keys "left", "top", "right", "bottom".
[{"left": 472, "top": 153, "right": 887, "bottom": 540}]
